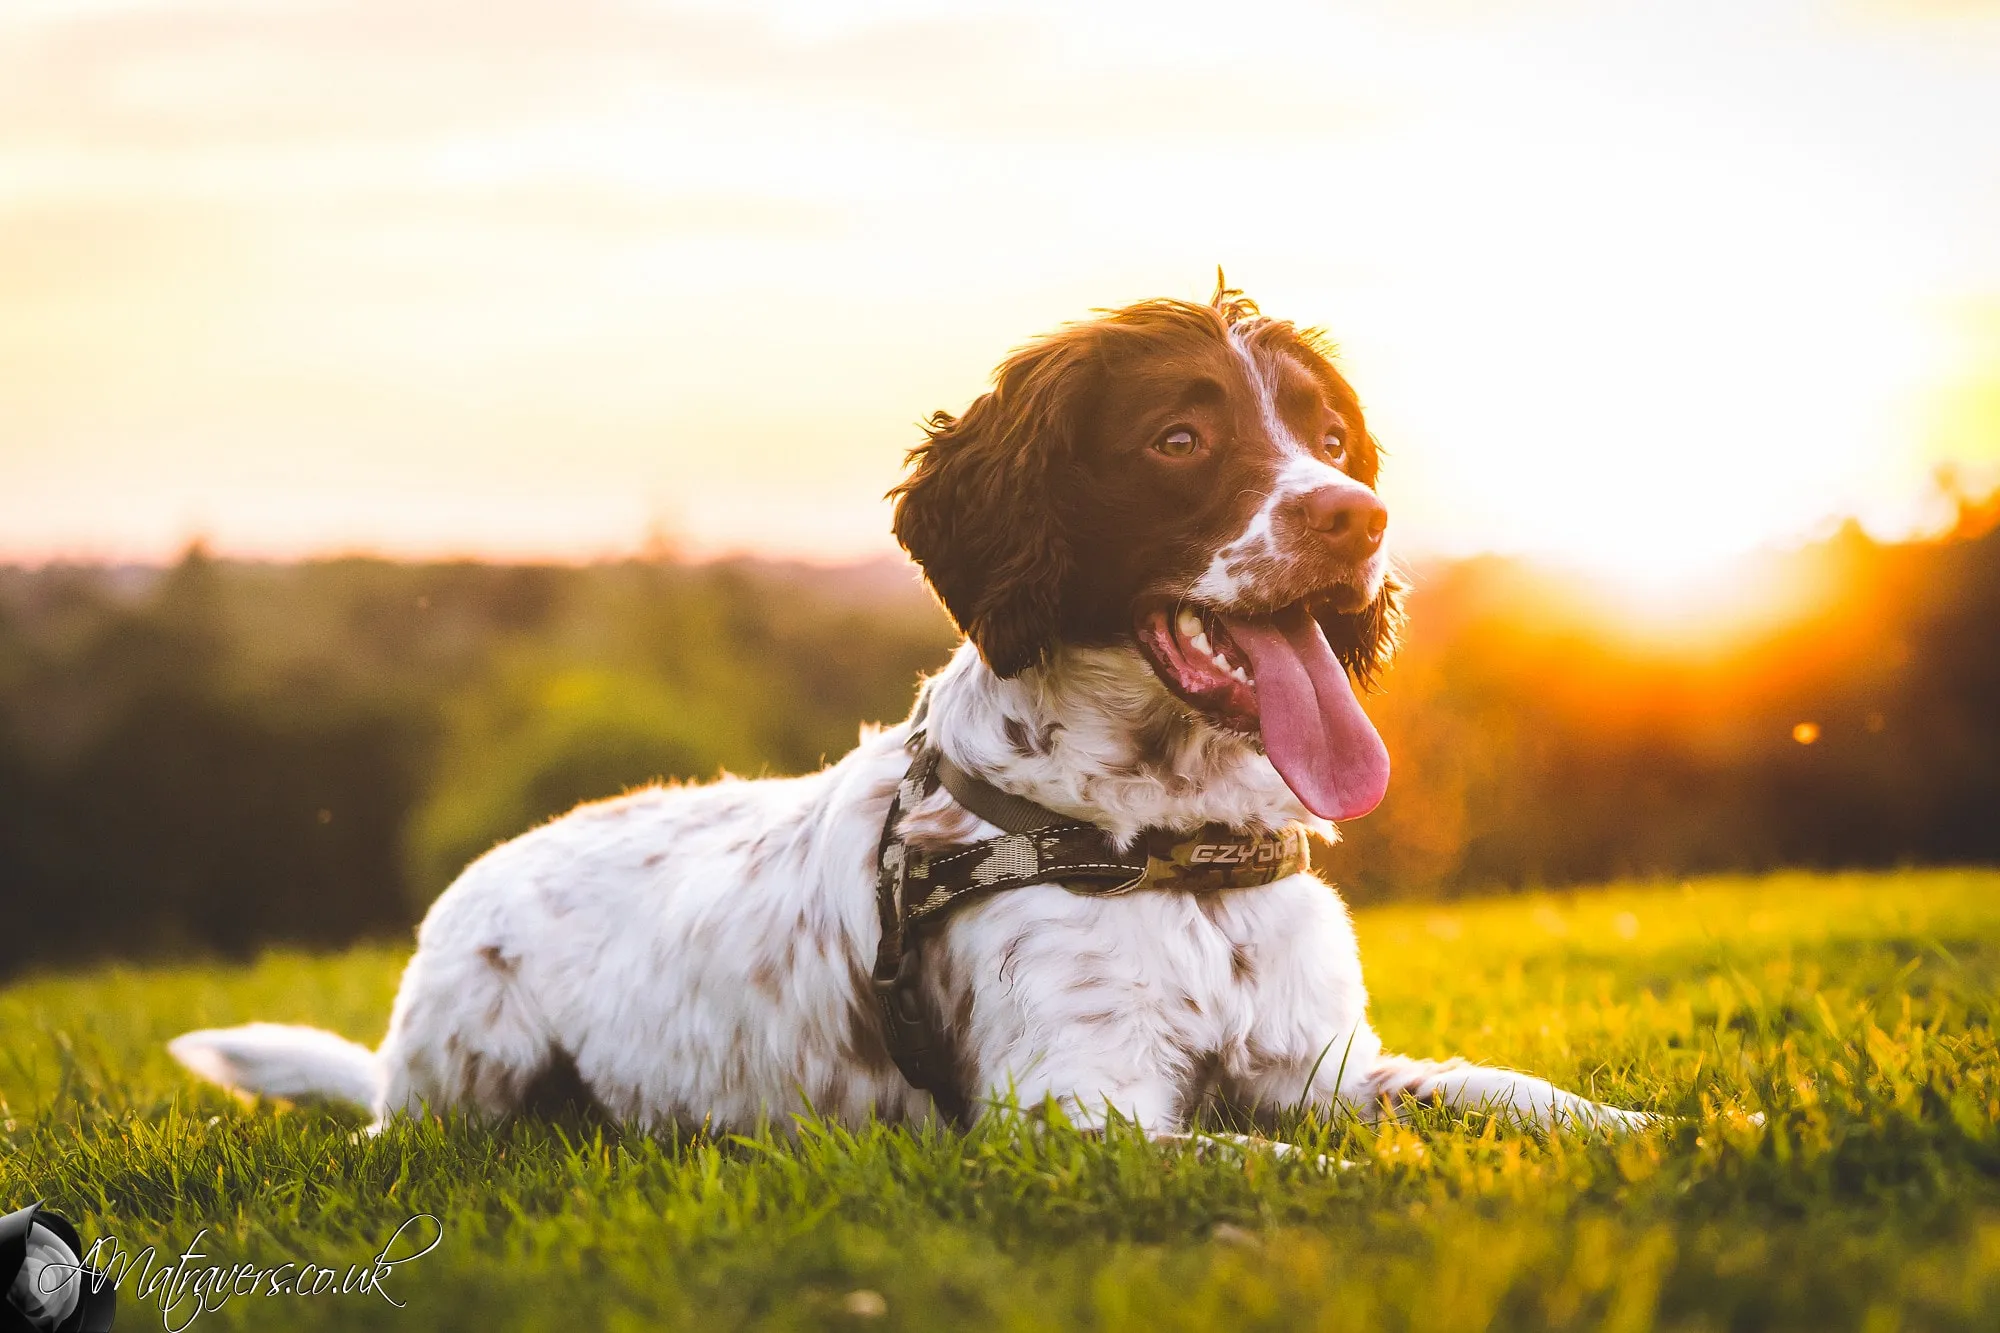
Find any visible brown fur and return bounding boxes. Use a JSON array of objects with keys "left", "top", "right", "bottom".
[{"left": 890, "top": 280, "right": 1402, "bottom": 686}]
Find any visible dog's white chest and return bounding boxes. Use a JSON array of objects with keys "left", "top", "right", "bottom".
[{"left": 927, "top": 872, "right": 1371, "bottom": 1124}]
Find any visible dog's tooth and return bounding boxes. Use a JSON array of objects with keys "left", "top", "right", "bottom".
[
  {"left": 1231, "top": 665, "right": 1251, "bottom": 684},
  {"left": 1190, "top": 632, "right": 1212, "bottom": 656},
  {"left": 1212, "top": 652, "right": 1232, "bottom": 674},
  {"left": 1177, "top": 609, "right": 1202, "bottom": 638}
]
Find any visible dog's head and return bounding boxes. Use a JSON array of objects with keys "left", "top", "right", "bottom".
[{"left": 892, "top": 281, "right": 1404, "bottom": 821}]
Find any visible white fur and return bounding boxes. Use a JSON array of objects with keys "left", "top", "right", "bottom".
[
  {"left": 1190, "top": 328, "right": 1390, "bottom": 607},
  {"left": 169, "top": 641, "right": 1648, "bottom": 1138},
  {"left": 168, "top": 1023, "right": 379, "bottom": 1106}
]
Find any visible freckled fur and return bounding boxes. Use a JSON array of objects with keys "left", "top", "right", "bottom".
[{"left": 167, "top": 286, "right": 1646, "bottom": 1139}]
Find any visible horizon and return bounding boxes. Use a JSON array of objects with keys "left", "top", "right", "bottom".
[
  {"left": 3, "top": 0, "right": 1998, "bottom": 585},
  {"left": 16, "top": 500, "right": 1994, "bottom": 662}
]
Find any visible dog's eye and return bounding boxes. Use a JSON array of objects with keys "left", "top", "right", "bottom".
[
  {"left": 1323, "top": 429, "right": 1347, "bottom": 460},
  {"left": 1155, "top": 427, "right": 1201, "bottom": 458}
]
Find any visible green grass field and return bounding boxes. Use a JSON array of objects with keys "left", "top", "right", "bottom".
[{"left": 4, "top": 870, "right": 1997, "bottom": 1331}]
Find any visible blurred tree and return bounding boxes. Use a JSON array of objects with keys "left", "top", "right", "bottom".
[{"left": 404, "top": 665, "right": 761, "bottom": 906}]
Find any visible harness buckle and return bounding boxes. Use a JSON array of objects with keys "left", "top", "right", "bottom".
[
  {"left": 872, "top": 937, "right": 965, "bottom": 1117},
  {"left": 876, "top": 957, "right": 922, "bottom": 1024}
]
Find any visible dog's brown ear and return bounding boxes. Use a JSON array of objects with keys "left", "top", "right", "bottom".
[
  {"left": 891, "top": 331, "right": 1095, "bottom": 678},
  {"left": 1316, "top": 569, "right": 1407, "bottom": 690}
]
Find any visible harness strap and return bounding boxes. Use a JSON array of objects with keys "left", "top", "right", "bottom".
[
  {"left": 934, "top": 755, "right": 1072, "bottom": 835},
  {"left": 871, "top": 745, "right": 972, "bottom": 1123}
]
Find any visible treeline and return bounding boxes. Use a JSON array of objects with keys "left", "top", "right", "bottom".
[
  {"left": 2, "top": 505, "right": 1996, "bottom": 974},
  {"left": 1325, "top": 502, "right": 2000, "bottom": 900},
  {"left": 0, "top": 554, "right": 954, "bottom": 976}
]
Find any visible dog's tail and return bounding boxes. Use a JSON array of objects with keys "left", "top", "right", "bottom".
[{"left": 168, "top": 1023, "right": 381, "bottom": 1110}]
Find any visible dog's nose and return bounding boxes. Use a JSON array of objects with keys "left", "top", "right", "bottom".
[{"left": 1302, "top": 485, "right": 1387, "bottom": 560}]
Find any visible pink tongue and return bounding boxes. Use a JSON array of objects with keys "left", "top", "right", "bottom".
[{"left": 1220, "top": 605, "right": 1390, "bottom": 821}]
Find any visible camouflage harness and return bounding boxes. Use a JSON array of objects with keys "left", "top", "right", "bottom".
[{"left": 871, "top": 695, "right": 1310, "bottom": 1122}]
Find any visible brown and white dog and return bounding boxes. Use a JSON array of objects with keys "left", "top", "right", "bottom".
[{"left": 169, "top": 286, "right": 1649, "bottom": 1139}]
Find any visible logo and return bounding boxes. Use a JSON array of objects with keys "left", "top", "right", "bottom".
[
  {"left": 5, "top": 1204, "right": 441, "bottom": 1333},
  {"left": 1186, "top": 841, "right": 1281, "bottom": 865},
  {"left": 2, "top": 1202, "right": 116, "bottom": 1333}
]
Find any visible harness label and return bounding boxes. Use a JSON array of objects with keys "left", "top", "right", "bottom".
[{"left": 1186, "top": 842, "right": 1283, "bottom": 865}]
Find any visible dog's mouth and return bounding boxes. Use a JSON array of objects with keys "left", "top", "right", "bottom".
[{"left": 1135, "top": 599, "right": 1390, "bottom": 822}]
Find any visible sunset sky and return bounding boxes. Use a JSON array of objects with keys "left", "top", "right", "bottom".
[{"left": 3, "top": 0, "right": 1997, "bottom": 581}]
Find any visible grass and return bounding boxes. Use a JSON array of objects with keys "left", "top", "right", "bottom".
[{"left": 3, "top": 868, "right": 1997, "bottom": 1331}]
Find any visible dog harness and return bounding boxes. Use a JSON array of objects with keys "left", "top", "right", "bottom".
[{"left": 871, "top": 695, "right": 1310, "bottom": 1122}]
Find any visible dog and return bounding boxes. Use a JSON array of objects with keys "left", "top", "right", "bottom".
[{"left": 170, "top": 284, "right": 1648, "bottom": 1141}]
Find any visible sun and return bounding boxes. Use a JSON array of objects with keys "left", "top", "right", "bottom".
[{"left": 1340, "top": 236, "right": 1939, "bottom": 600}]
